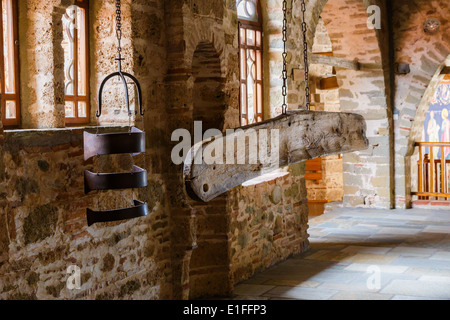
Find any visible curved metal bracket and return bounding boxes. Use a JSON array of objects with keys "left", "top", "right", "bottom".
[
  {"left": 84, "top": 165, "right": 148, "bottom": 194},
  {"left": 97, "top": 71, "right": 144, "bottom": 117},
  {"left": 87, "top": 200, "right": 149, "bottom": 227},
  {"left": 83, "top": 127, "right": 145, "bottom": 161}
]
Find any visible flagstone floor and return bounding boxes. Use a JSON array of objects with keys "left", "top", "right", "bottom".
[{"left": 232, "top": 207, "right": 450, "bottom": 300}]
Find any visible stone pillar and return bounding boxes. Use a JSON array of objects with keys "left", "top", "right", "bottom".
[{"left": 18, "top": 0, "right": 74, "bottom": 128}]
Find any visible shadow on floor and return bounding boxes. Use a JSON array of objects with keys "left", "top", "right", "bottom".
[{"left": 231, "top": 207, "right": 450, "bottom": 300}]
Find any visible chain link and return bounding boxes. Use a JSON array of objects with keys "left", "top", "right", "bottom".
[
  {"left": 114, "top": 0, "right": 132, "bottom": 127},
  {"left": 301, "top": 0, "right": 310, "bottom": 110},
  {"left": 282, "top": 0, "right": 288, "bottom": 114},
  {"left": 116, "top": 0, "right": 122, "bottom": 55}
]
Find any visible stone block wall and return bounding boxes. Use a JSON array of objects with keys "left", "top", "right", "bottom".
[
  {"left": 320, "top": 0, "right": 392, "bottom": 209},
  {"left": 0, "top": 129, "right": 171, "bottom": 300},
  {"left": 229, "top": 170, "right": 309, "bottom": 284},
  {"left": 17, "top": 0, "right": 145, "bottom": 129},
  {"left": 1, "top": 0, "right": 172, "bottom": 300}
]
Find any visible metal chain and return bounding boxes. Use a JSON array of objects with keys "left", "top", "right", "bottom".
[
  {"left": 116, "top": 0, "right": 122, "bottom": 55},
  {"left": 114, "top": 0, "right": 133, "bottom": 130},
  {"left": 301, "top": 0, "right": 311, "bottom": 110},
  {"left": 282, "top": 0, "right": 288, "bottom": 114}
]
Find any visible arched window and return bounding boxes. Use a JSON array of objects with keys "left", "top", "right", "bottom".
[
  {"left": 1, "top": 0, "right": 20, "bottom": 128},
  {"left": 62, "top": 0, "right": 89, "bottom": 125},
  {"left": 237, "top": 0, "right": 263, "bottom": 126}
]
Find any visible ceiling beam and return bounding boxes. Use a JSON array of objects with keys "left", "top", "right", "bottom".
[{"left": 310, "top": 53, "right": 383, "bottom": 71}]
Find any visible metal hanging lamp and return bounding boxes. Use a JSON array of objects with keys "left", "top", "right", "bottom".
[{"left": 84, "top": 0, "right": 148, "bottom": 226}]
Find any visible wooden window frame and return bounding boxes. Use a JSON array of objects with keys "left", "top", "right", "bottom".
[
  {"left": 64, "top": 0, "right": 90, "bottom": 125},
  {"left": 238, "top": 0, "right": 263, "bottom": 126},
  {"left": 0, "top": 0, "right": 21, "bottom": 128}
]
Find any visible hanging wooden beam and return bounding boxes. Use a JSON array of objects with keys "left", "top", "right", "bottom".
[
  {"left": 418, "top": 146, "right": 423, "bottom": 195},
  {"left": 184, "top": 110, "right": 369, "bottom": 202},
  {"left": 310, "top": 54, "right": 382, "bottom": 71}
]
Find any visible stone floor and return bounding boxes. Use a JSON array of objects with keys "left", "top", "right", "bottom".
[{"left": 233, "top": 207, "right": 450, "bottom": 300}]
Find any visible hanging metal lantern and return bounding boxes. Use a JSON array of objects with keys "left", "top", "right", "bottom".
[{"left": 84, "top": 0, "right": 148, "bottom": 226}]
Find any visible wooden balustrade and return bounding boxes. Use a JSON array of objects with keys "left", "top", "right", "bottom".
[{"left": 413, "top": 142, "right": 450, "bottom": 200}]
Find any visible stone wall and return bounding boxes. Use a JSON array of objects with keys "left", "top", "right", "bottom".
[
  {"left": 222, "top": 0, "right": 309, "bottom": 290},
  {"left": 18, "top": 0, "right": 67, "bottom": 128},
  {"left": 0, "top": 129, "right": 171, "bottom": 300},
  {"left": 229, "top": 171, "right": 309, "bottom": 284},
  {"left": 1, "top": 0, "right": 172, "bottom": 300},
  {"left": 320, "top": 0, "right": 393, "bottom": 209},
  {"left": 2, "top": 0, "right": 448, "bottom": 301},
  {"left": 17, "top": 0, "right": 142, "bottom": 129},
  {"left": 0, "top": 0, "right": 381, "bottom": 300}
]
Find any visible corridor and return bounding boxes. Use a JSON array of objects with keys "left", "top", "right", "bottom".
[{"left": 233, "top": 207, "right": 450, "bottom": 300}]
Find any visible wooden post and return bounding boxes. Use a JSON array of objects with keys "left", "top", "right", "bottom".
[
  {"left": 441, "top": 146, "right": 445, "bottom": 198},
  {"left": 418, "top": 145, "right": 423, "bottom": 199},
  {"left": 430, "top": 147, "right": 434, "bottom": 199}
]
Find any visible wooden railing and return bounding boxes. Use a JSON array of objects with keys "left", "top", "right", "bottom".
[{"left": 413, "top": 142, "right": 450, "bottom": 200}]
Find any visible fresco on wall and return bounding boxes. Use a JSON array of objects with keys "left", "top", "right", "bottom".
[{"left": 423, "top": 80, "right": 450, "bottom": 158}]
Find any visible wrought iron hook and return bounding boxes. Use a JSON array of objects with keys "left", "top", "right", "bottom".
[{"left": 97, "top": 70, "right": 144, "bottom": 118}]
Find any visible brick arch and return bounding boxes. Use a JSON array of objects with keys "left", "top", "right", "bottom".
[
  {"left": 289, "top": 0, "right": 391, "bottom": 120},
  {"left": 321, "top": 0, "right": 381, "bottom": 62},
  {"left": 191, "top": 41, "right": 226, "bottom": 132},
  {"left": 184, "top": 23, "right": 226, "bottom": 78},
  {"left": 406, "top": 58, "right": 450, "bottom": 157},
  {"left": 187, "top": 41, "right": 230, "bottom": 299},
  {"left": 404, "top": 56, "right": 450, "bottom": 207},
  {"left": 391, "top": 0, "right": 450, "bottom": 208},
  {"left": 163, "top": 7, "right": 231, "bottom": 298},
  {"left": 299, "top": 0, "right": 393, "bottom": 208}
]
